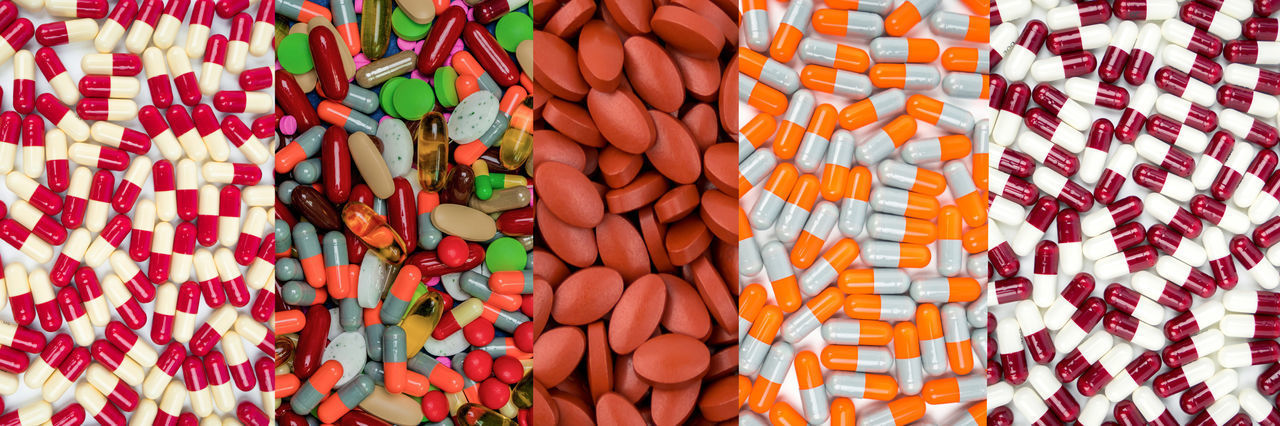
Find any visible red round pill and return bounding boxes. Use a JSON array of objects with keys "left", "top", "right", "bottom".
[
  {"left": 493, "top": 355, "right": 523, "bottom": 385},
  {"left": 463, "top": 350, "right": 493, "bottom": 382},
  {"left": 437, "top": 236, "right": 468, "bottom": 267},
  {"left": 513, "top": 322, "right": 534, "bottom": 353},
  {"left": 420, "top": 390, "right": 449, "bottom": 422},
  {"left": 464, "top": 318, "right": 496, "bottom": 347},
  {"left": 478, "top": 377, "right": 511, "bottom": 410}
]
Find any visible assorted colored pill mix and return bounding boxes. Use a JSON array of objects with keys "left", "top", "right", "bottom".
[
  {"left": 531, "top": 0, "right": 740, "bottom": 423},
  {"left": 272, "top": 0, "right": 536, "bottom": 424},
  {"left": 737, "top": 0, "right": 991, "bottom": 424},
  {"left": 0, "top": 0, "right": 275, "bottom": 423},
  {"left": 990, "top": 0, "right": 1280, "bottom": 424}
]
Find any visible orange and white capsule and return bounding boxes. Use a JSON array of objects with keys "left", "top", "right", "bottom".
[
  {"left": 748, "top": 163, "right": 798, "bottom": 229},
  {"left": 941, "top": 46, "right": 989, "bottom": 72},
  {"left": 798, "top": 239, "right": 860, "bottom": 295},
  {"left": 740, "top": 305, "right": 784, "bottom": 375},
  {"left": 738, "top": 284, "right": 767, "bottom": 342},
  {"left": 837, "top": 268, "right": 911, "bottom": 294},
  {"left": 800, "top": 65, "right": 874, "bottom": 100},
  {"left": 941, "top": 304, "right": 974, "bottom": 374},
  {"left": 43, "top": 346, "right": 89, "bottom": 401},
  {"left": 740, "top": 114, "right": 776, "bottom": 163},
  {"left": 861, "top": 240, "right": 933, "bottom": 268},
  {"left": 894, "top": 322, "right": 925, "bottom": 394},
  {"left": 790, "top": 203, "right": 840, "bottom": 270},
  {"left": 845, "top": 294, "right": 917, "bottom": 321},
  {"left": 75, "top": 381, "right": 126, "bottom": 426},
  {"left": 857, "top": 396, "right": 927, "bottom": 425},
  {"left": 877, "top": 161, "right": 947, "bottom": 197},
  {"left": 922, "top": 375, "right": 986, "bottom": 404},
  {"left": 831, "top": 397, "right": 856, "bottom": 426},
  {"left": 826, "top": 371, "right": 900, "bottom": 400},
  {"left": 944, "top": 161, "right": 987, "bottom": 227},
  {"left": 740, "top": 75, "right": 788, "bottom": 116},
  {"left": 885, "top": 0, "right": 939, "bottom": 35},
  {"left": 812, "top": 9, "right": 885, "bottom": 39},
  {"left": 795, "top": 351, "right": 830, "bottom": 424},
  {"left": 867, "top": 213, "right": 937, "bottom": 245},
  {"left": 798, "top": 38, "right": 872, "bottom": 73},
  {"left": 781, "top": 287, "right": 846, "bottom": 343},
  {"left": 761, "top": 241, "right": 803, "bottom": 313}
]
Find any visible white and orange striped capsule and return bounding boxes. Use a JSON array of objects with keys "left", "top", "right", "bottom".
[
  {"left": 35, "top": 94, "right": 89, "bottom": 142},
  {"left": 235, "top": 207, "right": 267, "bottom": 266},
  {"left": 154, "top": 382, "right": 187, "bottom": 426},
  {"left": 4, "top": 264, "right": 32, "bottom": 326},
  {"left": 776, "top": 174, "right": 822, "bottom": 243},
  {"left": 93, "top": 0, "right": 135, "bottom": 53},
  {"left": 0, "top": 219, "right": 53, "bottom": 263},
  {"left": 113, "top": 155, "right": 152, "bottom": 214},
  {"left": 176, "top": 159, "right": 199, "bottom": 221},
  {"left": 143, "top": 343, "right": 186, "bottom": 400},
  {"left": 780, "top": 287, "right": 845, "bottom": 344},
  {"left": 204, "top": 351, "right": 235, "bottom": 413},
  {"left": 204, "top": 162, "right": 263, "bottom": 186},
  {"left": 798, "top": 239, "right": 860, "bottom": 296},
  {"left": 24, "top": 333, "right": 71, "bottom": 389},
  {"left": 56, "top": 288, "right": 92, "bottom": 346},
  {"left": 91, "top": 340, "right": 143, "bottom": 387},
  {"left": 191, "top": 104, "right": 229, "bottom": 161},
  {"left": 75, "top": 382, "right": 126, "bottom": 426},
  {"left": 184, "top": 0, "right": 213, "bottom": 58},
  {"left": 167, "top": 107, "right": 208, "bottom": 163},
  {"left": 233, "top": 314, "right": 272, "bottom": 354},
  {"left": 748, "top": 163, "right": 798, "bottom": 229},
  {"left": 84, "top": 170, "right": 112, "bottom": 232},
  {"left": 42, "top": 346, "right": 88, "bottom": 401},
  {"left": 789, "top": 202, "right": 840, "bottom": 269},
  {"left": 90, "top": 121, "right": 151, "bottom": 155},
  {"left": 152, "top": 160, "right": 177, "bottom": 223},
  {"left": 73, "top": 268, "right": 111, "bottom": 327},
  {"left": 794, "top": 350, "right": 830, "bottom": 424},
  {"left": 101, "top": 274, "right": 146, "bottom": 329},
  {"left": 86, "top": 363, "right": 140, "bottom": 411},
  {"left": 0, "top": 401, "right": 52, "bottom": 426},
  {"left": 27, "top": 269, "right": 58, "bottom": 332},
  {"left": 170, "top": 225, "right": 196, "bottom": 285},
  {"left": 220, "top": 331, "right": 255, "bottom": 391},
  {"left": 149, "top": 222, "right": 174, "bottom": 283},
  {"left": 34, "top": 47, "right": 78, "bottom": 106},
  {"left": 191, "top": 305, "right": 236, "bottom": 356},
  {"left": 198, "top": 35, "right": 226, "bottom": 96},
  {"left": 84, "top": 214, "right": 131, "bottom": 267},
  {"left": 215, "top": 248, "right": 249, "bottom": 307},
  {"left": 218, "top": 186, "right": 241, "bottom": 247},
  {"left": 196, "top": 186, "right": 219, "bottom": 247},
  {"left": 129, "top": 200, "right": 156, "bottom": 262},
  {"left": 124, "top": 0, "right": 162, "bottom": 53},
  {"left": 10, "top": 200, "right": 66, "bottom": 246},
  {"left": 182, "top": 357, "right": 213, "bottom": 416},
  {"left": 106, "top": 321, "right": 158, "bottom": 366},
  {"left": 151, "top": 0, "right": 187, "bottom": 49}
]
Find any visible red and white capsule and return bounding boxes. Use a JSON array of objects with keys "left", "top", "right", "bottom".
[
  {"left": 176, "top": 159, "right": 199, "bottom": 221},
  {"left": 198, "top": 35, "right": 225, "bottom": 96},
  {"left": 27, "top": 269, "right": 58, "bottom": 332},
  {"left": 84, "top": 214, "right": 130, "bottom": 267},
  {"left": 56, "top": 287, "right": 92, "bottom": 346},
  {"left": 34, "top": 47, "right": 78, "bottom": 105},
  {"left": 184, "top": 0, "right": 213, "bottom": 58},
  {"left": 149, "top": 222, "right": 174, "bottom": 284},
  {"left": 142, "top": 343, "right": 186, "bottom": 400},
  {"left": 35, "top": 94, "right": 89, "bottom": 142},
  {"left": 42, "top": 346, "right": 88, "bottom": 401},
  {"left": 166, "top": 47, "right": 201, "bottom": 105},
  {"left": 85, "top": 363, "right": 139, "bottom": 411},
  {"left": 129, "top": 200, "right": 155, "bottom": 262},
  {"left": 191, "top": 305, "right": 236, "bottom": 356},
  {"left": 100, "top": 274, "right": 145, "bottom": 330},
  {"left": 171, "top": 223, "right": 197, "bottom": 284},
  {"left": 72, "top": 268, "right": 110, "bottom": 327},
  {"left": 0, "top": 219, "right": 52, "bottom": 263}
]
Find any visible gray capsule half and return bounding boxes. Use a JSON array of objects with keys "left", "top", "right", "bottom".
[
  {"left": 896, "top": 64, "right": 942, "bottom": 90},
  {"left": 839, "top": 196, "right": 869, "bottom": 238},
  {"left": 896, "top": 355, "right": 924, "bottom": 395},
  {"left": 938, "top": 239, "right": 964, "bottom": 277},
  {"left": 740, "top": 411, "right": 769, "bottom": 426},
  {"left": 825, "top": 346, "right": 895, "bottom": 373},
  {"left": 758, "top": 56, "right": 802, "bottom": 94},
  {"left": 824, "top": 130, "right": 856, "bottom": 173},
  {"left": 781, "top": 90, "right": 816, "bottom": 126},
  {"left": 920, "top": 333, "right": 948, "bottom": 375},
  {"left": 795, "top": 130, "right": 831, "bottom": 174},
  {"left": 941, "top": 303, "right": 972, "bottom": 344},
  {"left": 909, "top": 277, "right": 967, "bottom": 303},
  {"left": 869, "top": 37, "right": 921, "bottom": 63},
  {"left": 934, "top": 100, "right": 976, "bottom": 133},
  {"left": 743, "top": 10, "right": 771, "bottom": 52},
  {"left": 855, "top": 130, "right": 897, "bottom": 164},
  {"left": 821, "top": 318, "right": 890, "bottom": 345},
  {"left": 869, "top": 187, "right": 915, "bottom": 215},
  {"left": 944, "top": 161, "right": 979, "bottom": 196},
  {"left": 876, "top": 160, "right": 931, "bottom": 192},
  {"left": 798, "top": 38, "right": 844, "bottom": 69},
  {"left": 757, "top": 342, "right": 796, "bottom": 383},
  {"left": 804, "top": 66, "right": 873, "bottom": 100},
  {"left": 739, "top": 148, "right": 777, "bottom": 190},
  {"left": 761, "top": 241, "right": 795, "bottom": 283},
  {"left": 942, "top": 72, "right": 988, "bottom": 99},
  {"left": 740, "top": 235, "right": 764, "bottom": 277},
  {"left": 827, "top": 11, "right": 885, "bottom": 39},
  {"left": 929, "top": 11, "right": 980, "bottom": 41},
  {"left": 866, "top": 213, "right": 929, "bottom": 243}
]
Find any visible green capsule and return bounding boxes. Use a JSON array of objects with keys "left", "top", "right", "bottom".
[
  {"left": 294, "top": 158, "right": 322, "bottom": 184},
  {"left": 276, "top": 258, "right": 303, "bottom": 282},
  {"left": 512, "top": 374, "right": 533, "bottom": 409},
  {"left": 365, "top": 323, "right": 384, "bottom": 361},
  {"left": 275, "top": 219, "right": 292, "bottom": 254},
  {"left": 360, "top": 0, "right": 393, "bottom": 60}
]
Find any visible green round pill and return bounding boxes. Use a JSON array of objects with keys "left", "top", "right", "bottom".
[
  {"left": 393, "top": 79, "right": 435, "bottom": 120},
  {"left": 495, "top": 13, "right": 533, "bottom": 52},
  {"left": 380, "top": 77, "right": 407, "bottom": 118},
  {"left": 484, "top": 237, "right": 527, "bottom": 272},
  {"left": 391, "top": 8, "right": 432, "bottom": 41},
  {"left": 278, "top": 33, "right": 314, "bottom": 74},
  {"left": 434, "top": 67, "right": 459, "bottom": 108}
]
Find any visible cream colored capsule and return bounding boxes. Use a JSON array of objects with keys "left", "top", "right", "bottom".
[
  {"left": 233, "top": 315, "right": 271, "bottom": 353},
  {"left": 74, "top": 382, "right": 112, "bottom": 419},
  {"left": 157, "top": 382, "right": 186, "bottom": 419},
  {"left": 0, "top": 371, "right": 18, "bottom": 395},
  {"left": 129, "top": 399, "right": 158, "bottom": 426},
  {"left": 57, "top": 18, "right": 99, "bottom": 45},
  {"left": 20, "top": 130, "right": 45, "bottom": 179},
  {"left": 8, "top": 401, "right": 51, "bottom": 425},
  {"left": 95, "top": 14, "right": 127, "bottom": 53},
  {"left": 172, "top": 284, "right": 198, "bottom": 343},
  {"left": 214, "top": 248, "right": 242, "bottom": 286},
  {"left": 249, "top": 15, "right": 272, "bottom": 57}
]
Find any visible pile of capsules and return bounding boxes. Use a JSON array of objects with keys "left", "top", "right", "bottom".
[
  {"left": 530, "top": 0, "right": 740, "bottom": 423},
  {"left": 989, "top": 0, "right": 1280, "bottom": 423},
  {"left": 271, "top": 0, "right": 535, "bottom": 424},
  {"left": 736, "top": 0, "right": 991, "bottom": 424},
  {"left": 0, "top": 0, "right": 275, "bottom": 423}
]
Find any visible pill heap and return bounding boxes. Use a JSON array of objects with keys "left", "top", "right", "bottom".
[
  {"left": 529, "top": 0, "right": 741, "bottom": 423},
  {"left": 736, "top": 0, "right": 991, "bottom": 424},
  {"left": 989, "top": 0, "right": 1280, "bottom": 424},
  {"left": 0, "top": 0, "right": 275, "bottom": 424},
  {"left": 272, "top": 0, "right": 537, "bottom": 424}
]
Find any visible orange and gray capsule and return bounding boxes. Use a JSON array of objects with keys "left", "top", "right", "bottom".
[
  {"left": 839, "top": 166, "right": 873, "bottom": 237},
  {"left": 762, "top": 241, "right": 803, "bottom": 313},
  {"left": 742, "top": 0, "right": 769, "bottom": 51},
  {"left": 748, "top": 341, "right": 794, "bottom": 413},
  {"left": 845, "top": 294, "right": 918, "bottom": 321},
  {"left": 862, "top": 241, "right": 932, "bottom": 268},
  {"left": 907, "top": 94, "right": 975, "bottom": 133},
  {"left": 798, "top": 237, "right": 859, "bottom": 294},
  {"left": 877, "top": 160, "right": 947, "bottom": 196},
  {"left": 894, "top": 322, "right": 924, "bottom": 395},
  {"left": 748, "top": 162, "right": 797, "bottom": 229},
  {"left": 910, "top": 277, "right": 983, "bottom": 303},
  {"left": 740, "top": 208, "right": 763, "bottom": 277},
  {"left": 885, "top": 0, "right": 940, "bottom": 36},
  {"left": 794, "top": 351, "right": 830, "bottom": 424},
  {"left": 840, "top": 87, "right": 907, "bottom": 130},
  {"left": 739, "top": 74, "right": 788, "bottom": 116},
  {"left": 821, "top": 345, "right": 895, "bottom": 373},
  {"left": 869, "top": 64, "right": 941, "bottom": 90},
  {"left": 941, "top": 46, "right": 991, "bottom": 73},
  {"left": 797, "top": 38, "right": 871, "bottom": 73},
  {"left": 820, "top": 130, "right": 855, "bottom": 202},
  {"left": 790, "top": 202, "right": 840, "bottom": 270},
  {"left": 738, "top": 149, "right": 777, "bottom": 196},
  {"left": 740, "top": 113, "right": 776, "bottom": 162},
  {"left": 942, "top": 72, "right": 991, "bottom": 98},
  {"left": 859, "top": 395, "right": 927, "bottom": 425},
  {"left": 770, "top": 0, "right": 813, "bottom": 63},
  {"left": 800, "top": 65, "right": 873, "bottom": 100},
  {"left": 869, "top": 186, "right": 940, "bottom": 220},
  {"left": 796, "top": 104, "right": 839, "bottom": 173},
  {"left": 941, "top": 303, "right": 974, "bottom": 375},
  {"left": 781, "top": 287, "right": 845, "bottom": 343},
  {"left": 929, "top": 11, "right": 990, "bottom": 42},
  {"left": 837, "top": 268, "right": 911, "bottom": 294},
  {"left": 867, "top": 213, "right": 937, "bottom": 245},
  {"left": 739, "top": 48, "right": 801, "bottom": 94},
  {"left": 738, "top": 284, "right": 767, "bottom": 342},
  {"left": 944, "top": 161, "right": 987, "bottom": 227},
  {"left": 821, "top": 318, "right": 895, "bottom": 346},
  {"left": 937, "top": 205, "right": 964, "bottom": 276},
  {"left": 813, "top": 9, "right": 885, "bottom": 39},
  {"left": 774, "top": 90, "right": 815, "bottom": 160},
  {"left": 774, "top": 174, "right": 821, "bottom": 243},
  {"left": 870, "top": 38, "right": 939, "bottom": 63},
  {"left": 856, "top": 115, "right": 917, "bottom": 164},
  {"left": 740, "top": 305, "right": 784, "bottom": 375},
  {"left": 826, "top": 371, "right": 900, "bottom": 400},
  {"left": 825, "top": 0, "right": 894, "bottom": 15},
  {"left": 902, "top": 134, "right": 973, "bottom": 164},
  {"left": 917, "top": 304, "right": 949, "bottom": 375}
]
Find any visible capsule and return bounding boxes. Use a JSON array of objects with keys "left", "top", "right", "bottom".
[
  {"left": 797, "top": 38, "right": 871, "bottom": 73},
  {"left": 1015, "top": 300, "right": 1055, "bottom": 364},
  {"left": 761, "top": 241, "right": 802, "bottom": 313},
  {"left": 820, "top": 345, "right": 894, "bottom": 373},
  {"left": 812, "top": 9, "right": 883, "bottom": 40},
  {"left": 1055, "top": 330, "right": 1111, "bottom": 382},
  {"left": 799, "top": 65, "right": 872, "bottom": 100},
  {"left": 868, "top": 64, "right": 940, "bottom": 90},
  {"left": 795, "top": 105, "right": 840, "bottom": 173},
  {"left": 826, "top": 371, "right": 899, "bottom": 401},
  {"left": 856, "top": 115, "right": 916, "bottom": 164},
  {"left": 796, "top": 237, "right": 857, "bottom": 294},
  {"left": 839, "top": 166, "right": 872, "bottom": 237},
  {"left": 739, "top": 75, "right": 787, "bottom": 117},
  {"left": 844, "top": 294, "right": 915, "bottom": 321},
  {"left": 740, "top": 305, "right": 783, "bottom": 375}
]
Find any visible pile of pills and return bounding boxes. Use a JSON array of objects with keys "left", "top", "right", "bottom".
[
  {"left": 736, "top": 0, "right": 990, "bottom": 424},
  {"left": 990, "top": 0, "right": 1280, "bottom": 424},
  {"left": 0, "top": 0, "right": 274, "bottom": 424},
  {"left": 271, "top": 0, "right": 536, "bottom": 425},
  {"left": 530, "top": 0, "right": 740, "bottom": 423}
]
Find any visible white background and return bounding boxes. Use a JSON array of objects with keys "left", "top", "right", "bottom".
[
  {"left": 0, "top": 2, "right": 275, "bottom": 420},
  {"left": 739, "top": 0, "right": 991, "bottom": 423},
  {"left": 990, "top": 3, "right": 1275, "bottom": 424}
]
